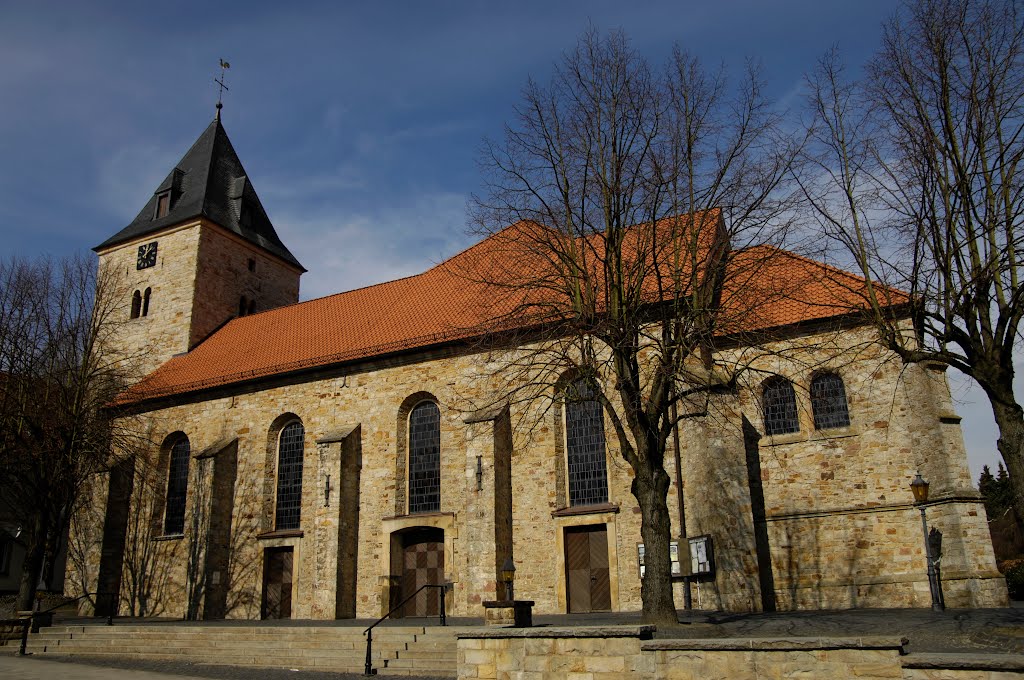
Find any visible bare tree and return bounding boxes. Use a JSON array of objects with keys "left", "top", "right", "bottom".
[
  {"left": 0, "top": 254, "right": 139, "bottom": 611},
  {"left": 470, "top": 29, "right": 800, "bottom": 623},
  {"left": 802, "top": 0, "right": 1024, "bottom": 516}
]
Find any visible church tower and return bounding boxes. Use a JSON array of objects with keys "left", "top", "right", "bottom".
[{"left": 94, "top": 117, "right": 305, "bottom": 377}]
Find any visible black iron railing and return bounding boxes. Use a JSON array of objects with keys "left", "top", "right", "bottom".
[
  {"left": 363, "top": 584, "right": 447, "bottom": 676},
  {"left": 0, "top": 618, "right": 31, "bottom": 656}
]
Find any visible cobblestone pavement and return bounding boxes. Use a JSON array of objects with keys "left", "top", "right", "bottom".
[{"left": 0, "top": 655, "right": 448, "bottom": 680}]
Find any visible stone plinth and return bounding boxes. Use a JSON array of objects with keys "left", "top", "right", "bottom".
[{"left": 482, "top": 599, "right": 534, "bottom": 627}]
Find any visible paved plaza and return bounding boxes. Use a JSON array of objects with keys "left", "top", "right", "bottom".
[{"left": 2, "top": 606, "right": 1022, "bottom": 679}]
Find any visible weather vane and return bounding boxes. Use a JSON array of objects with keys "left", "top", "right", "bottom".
[{"left": 214, "top": 58, "right": 230, "bottom": 118}]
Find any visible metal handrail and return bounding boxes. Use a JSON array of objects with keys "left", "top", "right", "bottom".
[
  {"left": 363, "top": 583, "right": 447, "bottom": 676},
  {"left": 0, "top": 617, "right": 32, "bottom": 656}
]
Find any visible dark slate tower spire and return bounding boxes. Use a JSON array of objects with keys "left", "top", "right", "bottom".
[
  {"left": 95, "top": 118, "right": 304, "bottom": 270},
  {"left": 94, "top": 119, "right": 304, "bottom": 376}
]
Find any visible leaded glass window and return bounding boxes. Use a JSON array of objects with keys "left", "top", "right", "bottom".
[
  {"left": 565, "top": 379, "right": 609, "bottom": 506},
  {"left": 164, "top": 436, "right": 190, "bottom": 535},
  {"left": 763, "top": 377, "right": 799, "bottom": 436},
  {"left": 811, "top": 372, "right": 851, "bottom": 430},
  {"left": 275, "top": 421, "right": 305, "bottom": 530},
  {"left": 408, "top": 401, "right": 441, "bottom": 514}
]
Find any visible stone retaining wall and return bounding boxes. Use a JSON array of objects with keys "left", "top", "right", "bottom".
[{"left": 456, "top": 628, "right": 1024, "bottom": 679}]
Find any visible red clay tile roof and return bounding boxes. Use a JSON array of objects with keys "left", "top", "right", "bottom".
[{"left": 116, "top": 210, "right": 904, "bottom": 405}]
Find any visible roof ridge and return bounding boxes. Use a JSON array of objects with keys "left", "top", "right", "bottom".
[
  {"left": 197, "top": 118, "right": 227, "bottom": 223},
  {"left": 425, "top": 220, "right": 540, "bottom": 272},
  {"left": 114, "top": 209, "right": 903, "bottom": 408}
]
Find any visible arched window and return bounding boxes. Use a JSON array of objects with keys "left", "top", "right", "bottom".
[
  {"left": 142, "top": 287, "right": 151, "bottom": 317},
  {"left": 763, "top": 376, "right": 799, "bottom": 435},
  {"left": 248, "top": 299, "right": 257, "bottom": 315},
  {"left": 130, "top": 290, "right": 142, "bottom": 319},
  {"left": 239, "top": 296, "right": 248, "bottom": 317},
  {"left": 564, "top": 379, "right": 608, "bottom": 506},
  {"left": 408, "top": 401, "right": 441, "bottom": 514},
  {"left": 811, "top": 372, "right": 851, "bottom": 430},
  {"left": 275, "top": 420, "right": 305, "bottom": 530},
  {"left": 164, "top": 435, "right": 190, "bottom": 535}
]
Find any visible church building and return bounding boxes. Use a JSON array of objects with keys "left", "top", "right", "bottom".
[{"left": 69, "top": 117, "right": 1007, "bottom": 621}]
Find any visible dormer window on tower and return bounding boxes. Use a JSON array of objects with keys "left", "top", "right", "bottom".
[
  {"left": 155, "top": 191, "right": 171, "bottom": 219},
  {"left": 153, "top": 168, "right": 185, "bottom": 220}
]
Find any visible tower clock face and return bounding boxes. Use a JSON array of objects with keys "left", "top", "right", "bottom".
[{"left": 137, "top": 241, "right": 158, "bottom": 270}]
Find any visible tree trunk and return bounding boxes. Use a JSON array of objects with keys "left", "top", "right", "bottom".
[
  {"left": 633, "top": 462, "right": 677, "bottom": 625},
  {"left": 16, "top": 512, "right": 46, "bottom": 611},
  {"left": 990, "top": 395, "right": 1024, "bottom": 525}
]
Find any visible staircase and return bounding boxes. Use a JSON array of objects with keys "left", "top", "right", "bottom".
[{"left": 10, "top": 622, "right": 463, "bottom": 677}]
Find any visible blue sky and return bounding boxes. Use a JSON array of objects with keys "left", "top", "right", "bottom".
[{"left": 0, "top": 0, "right": 1006, "bottom": 480}]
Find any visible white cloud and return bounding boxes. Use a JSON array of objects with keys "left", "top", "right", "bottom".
[
  {"left": 95, "top": 142, "right": 184, "bottom": 222},
  {"left": 274, "top": 190, "right": 474, "bottom": 300}
]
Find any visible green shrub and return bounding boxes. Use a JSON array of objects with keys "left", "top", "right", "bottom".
[{"left": 1006, "top": 562, "right": 1024, "bottom": 600}]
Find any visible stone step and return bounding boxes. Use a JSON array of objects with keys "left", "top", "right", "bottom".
[
  {"left": 30, "top": 636, "right": 395, "bottom": 651},
  {"left": 39, "top": 625, "right": 430, "bottom": 636},
  {"left": 27, "top": 642, "right": 400, "bottom": 660},
  {"left": 27, "top": 639, "right": 455, "bottom": 656},
  {"left": 387, "top": 656, "right": 458, "bottom": 669},
  {"left": 396, "top": 648, "right": 456, "bottom": 659},
  {"left": 35, "top": 651, "right": 370, "bottom": 670},
  {"left": 23, "top": 623, "right": 459, "bottom": 677},
  {"left": 33, "top": 629, "right": 439, "bottom": 643}
]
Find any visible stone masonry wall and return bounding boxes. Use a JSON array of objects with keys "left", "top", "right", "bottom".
[
  {"left": 189, "top": 223, "right": 301, "bottom": 349},
  {"left": 74, "top": 323, "right": 1005, "bottom": 620},
  {"left": 97, "top": 222, "right": 204, "bottom": 377},
  {"left": 95, "top": 219, "right": 301, "bottom": 379},
  {"left": 458, "top": 633, "right": 1024, "bottom": 680},
  {"left": 678, "top": 326, "right": 1005, "bottom": 611}
]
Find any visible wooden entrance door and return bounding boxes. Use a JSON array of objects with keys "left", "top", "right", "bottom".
[
  {"left": 400, "top": 528, "right": 444, "bottom": 617},
  {"left": 565, "top": 525, "right": 611, "bottom": 612},
  {"left": 261, "top": 547, "right": 293, "bottom": 619}
]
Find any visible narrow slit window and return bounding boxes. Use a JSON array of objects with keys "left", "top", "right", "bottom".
[
  {"left": 142, "top": 287, "right": 151, "bottom": 317},
  {"left": 130, "top": 290, "right": 142, "bottom": 319},
  {"left": 164, "top": 436, "right": 190, "bottom": 535}
]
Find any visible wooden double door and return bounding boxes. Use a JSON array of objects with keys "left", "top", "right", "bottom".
[
  {"left": 565, "top": 525, "right": 611, "bottom": 612},
  {"left": 399, "top": 528, "right": 445, "bottom": 617},
  {"left": 261, "top": 547, "right": 293, "bottom": 619}
]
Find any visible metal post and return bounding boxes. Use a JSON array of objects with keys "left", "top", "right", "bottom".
[
  {"left": 918, "top": 506, "right": 945, "bottom": 612},
  {"left": 438, "top": 587, "right": 447, "bottom": 626},
  {"left": 364, "top": 628, "right": 374, "bottom": 675},
  {"left": 18, "top": 619, "right": 29, "bottom": 656}
]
